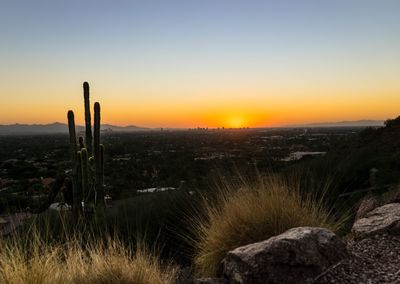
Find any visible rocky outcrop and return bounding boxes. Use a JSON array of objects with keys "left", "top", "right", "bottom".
[
  {"left": 221, "top": 227, "right": 348, "bottom": 284},
  {"left": 352, "top": 203, "right": 400, "bottom": 239}
]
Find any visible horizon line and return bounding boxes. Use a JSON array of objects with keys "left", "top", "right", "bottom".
[{"left": 0, "top": 118, "right": 386, "bottom": 129}]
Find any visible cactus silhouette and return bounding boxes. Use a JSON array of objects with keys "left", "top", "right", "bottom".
[
  {"left": 67, "top": 110, "right": 80, "bottom": 216},
  {"left": 100, "top": 144, "right": 105, "bottom": 187},
  {"left": 83, "top": 82, "right": 93, "bottom": 156},
  {"left": 66, "top": 82, "right": 106, "bottom": 218},
  {"left": 93, "top": 102, "right": 105, "bottom": 206},
  {"left": 80, "top": 148, "right": 89, "bottom": 205}
]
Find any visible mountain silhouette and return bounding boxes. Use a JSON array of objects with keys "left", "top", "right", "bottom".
[{"left": 0, "top": 122, "right": 147, "bottom": 135}]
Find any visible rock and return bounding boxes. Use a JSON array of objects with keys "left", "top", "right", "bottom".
[
  {"left": 352, "top": 203, "right": 400, "bottom": 239},
  {"left": 312, "top": 234, "right": 400, "bottom": 284},
  {"left": 355, "top": 196, "right": 380, "bottom": 220},
  {"left": 222, "top": 227, "right": 348, "bottom": 284},
  {"left": 355, "top": 188, "right": 400, "bottom": 222},
  {"left": 194, "top": 278, "right": 228, "bottom": 284}
]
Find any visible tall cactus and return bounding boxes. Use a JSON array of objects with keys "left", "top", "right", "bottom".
[
  {"left": 83, "top": 82, "right": 93, "bottom": 156},
  {"left": 67, "top": 111, "right": 80, "bottom": 216},
  {"left": 66, "top": 82, "right": 106, "bottom": 218}
]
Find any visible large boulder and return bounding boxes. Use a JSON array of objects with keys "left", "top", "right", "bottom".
[
  {"left": 222, "top": 227, "right": 348, "bottom": 284},
  {"left": 352, "top": 203, "right": 400, "bottom": 239}
]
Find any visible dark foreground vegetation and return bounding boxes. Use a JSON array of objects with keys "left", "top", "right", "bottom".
[{"left": 1, "top": 119, "right": 399, "bottom": 276}]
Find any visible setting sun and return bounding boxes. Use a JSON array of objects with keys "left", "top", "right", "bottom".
[{"left": 228, "top": 117, "right": 246, "bottom": 128}]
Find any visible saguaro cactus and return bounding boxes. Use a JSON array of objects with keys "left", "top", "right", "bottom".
[{"left": 66, "top": 82, "right": 106, "bottom": 218}]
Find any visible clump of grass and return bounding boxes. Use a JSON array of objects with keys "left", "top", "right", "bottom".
[
  {"left": 0, "top": 231, "right": 178, "bottom": 284},
  {"left": 193, "top": 175, "right": 346, "bottom": 277}
]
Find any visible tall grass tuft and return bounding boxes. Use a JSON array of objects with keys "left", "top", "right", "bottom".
[
  {"left": 192, "top": 175, "right": 346, "bottom": 277},
  {"left": 0, "top": 230, "right": 178, "bottom": 284}
]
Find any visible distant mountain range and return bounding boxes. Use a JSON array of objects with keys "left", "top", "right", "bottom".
[
  {"left": 0, "top": 119, "right": 386, "bottom": 135},
  {"left": 0, "top": 122, "right": 147, "bottom": 135},
  {"left": 285, "top": 120, "right": 384, "bottom": 128}
]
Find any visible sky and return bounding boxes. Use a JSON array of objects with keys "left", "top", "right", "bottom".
[{"left": 0, "top": 0, "right": 399, "bottom": 128}]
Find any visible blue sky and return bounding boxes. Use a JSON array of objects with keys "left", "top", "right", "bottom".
[{"left": 1, "top": 0, "right": 399, "bottom": 127}]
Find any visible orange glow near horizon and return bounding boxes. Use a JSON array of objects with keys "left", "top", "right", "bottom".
[
  {"left": 1, "top": 93, "right": 399, "bottom": 128},
  {"left": 0, "top": 81, "right": 399, "bottom": 128}
]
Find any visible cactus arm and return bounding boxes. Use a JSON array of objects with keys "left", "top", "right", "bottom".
[
  {"left": 81, "top": 148, "right": 89, "bottom": 206},
  {"left": 100, "top": 144, "right": 104, "bottom": 187},
  {"left": 83, "top": 82, "right": 93, "bottom": 156},
  {"left": 93, "top": 102, "right": 104, "bottom": 206},
  {"left": 76, "top": 151, "right": 83, "bottom": 211},
  {"left": 68, "top": 111, "right": 77, "bottom": 162},
  {"left": 68, "top": 110, "right": 81, "bottom": 215},
  {"left": 94, "top": 102, "right": 100, "bottom": 163}
]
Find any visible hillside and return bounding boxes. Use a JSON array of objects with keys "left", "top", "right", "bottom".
[{"left": 297, "top": 117, "right": 400, "bottom": 204}]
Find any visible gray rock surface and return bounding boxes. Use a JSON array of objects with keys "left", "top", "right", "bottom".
[
  {"left": 222, "top": 227, "right": 348, "bottom": 284},
  {"left": 352, "top": 203, "right": 400, "bottom": 239},
  {"left": 311, "top": 234, "right": 400, "bottom": 284}
]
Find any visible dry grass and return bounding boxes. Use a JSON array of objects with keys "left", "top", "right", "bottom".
[
  {"left": 0, "top": 232, "right": 178, "bottom": 284},
  {"left": 193, "top": 175, "right": 346, "bottom": 277}
]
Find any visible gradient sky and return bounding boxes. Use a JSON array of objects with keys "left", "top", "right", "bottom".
[{"left": 1, "top": 0, "right": 399, "bottom": 128}]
